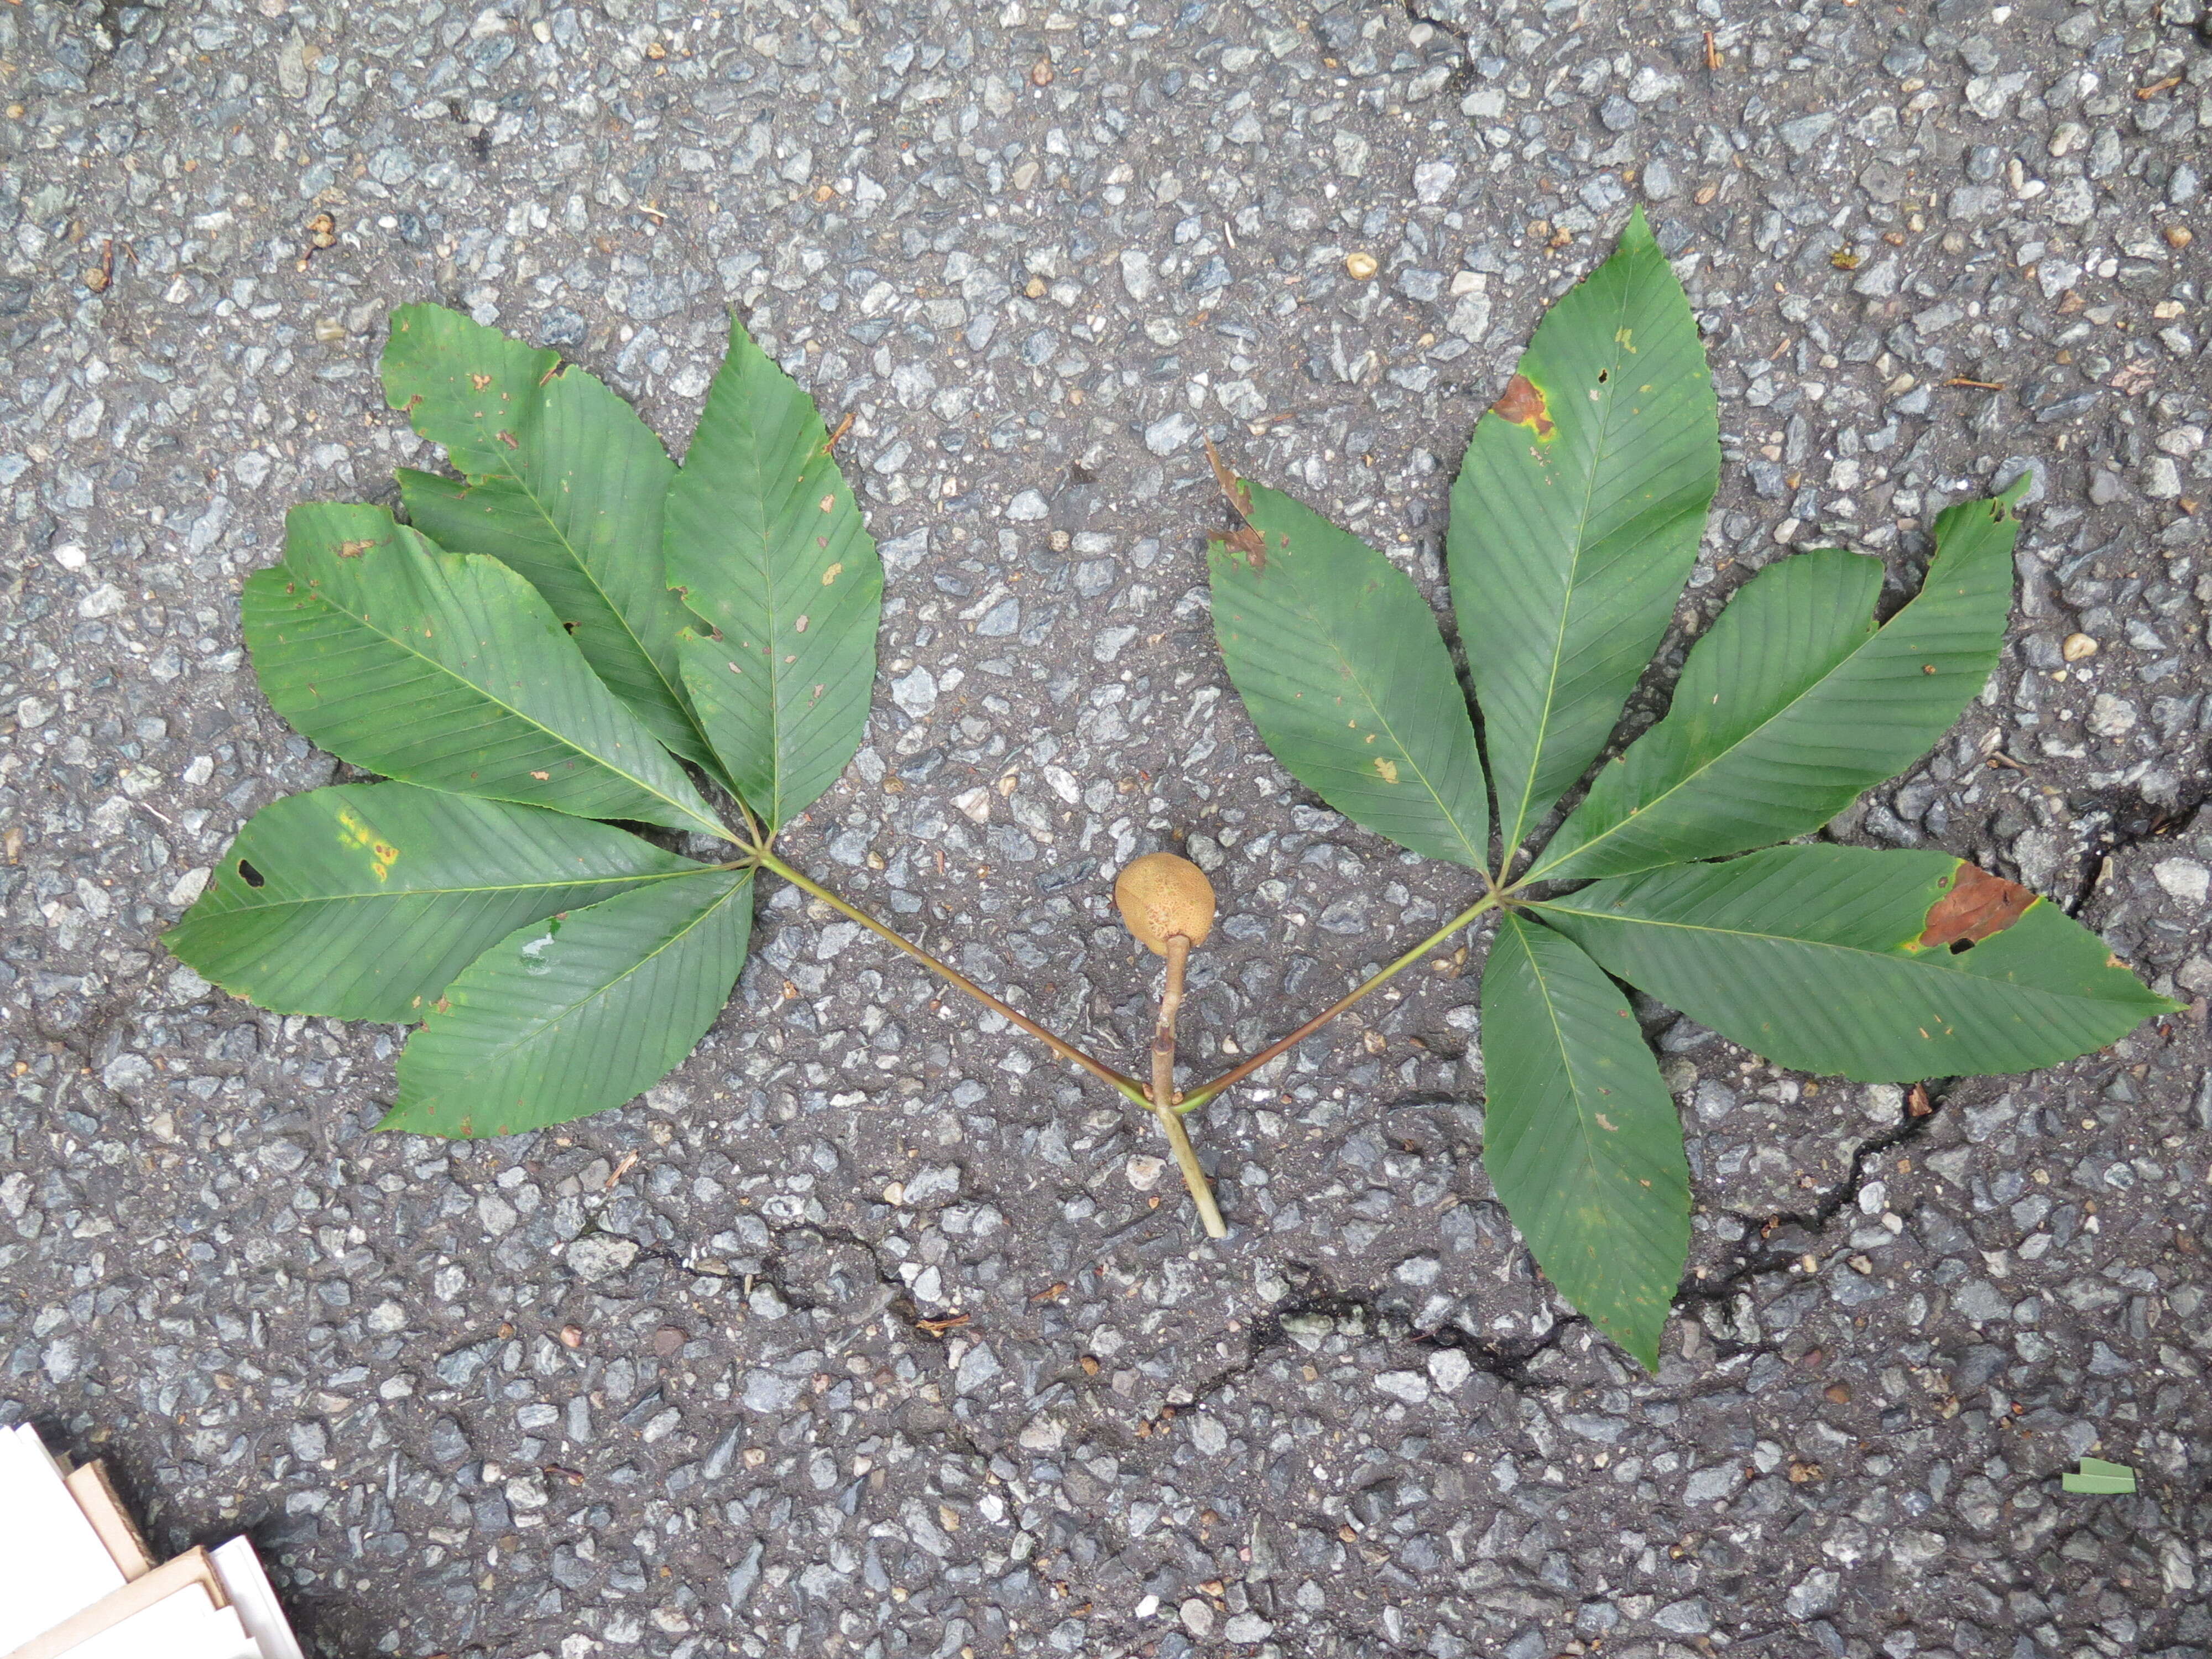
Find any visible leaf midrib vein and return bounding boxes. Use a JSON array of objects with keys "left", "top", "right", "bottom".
[
  {"left": 486, "top": 426, "right": 719, "bottom": 773},
  {"left": 1533, "top": 547, "right": 1994, "bottom": 881},
  {"left": 201, "top": 866, "right": 698, "bottom": 917},
  {"left": 301, "top": 569, "right": 720, "bottom": 838},
  {"left": 1531, "top": 619, "right": 1880, "bottom": 880},
  {"left": 701, "top": 390, "right": 823, "bottom": 833},
  {"left": 1274, "top": 580, "right": 1486, "bottom": 868},
  {"left": 1501, "top": 274, "right": 1643, "bottom": 856},
  {"left": 1516, "top": 924, "right": 1623, "bottom": 1220},
  {"left": 456, "top": 871, "right": 745, "bottom": 1070},
  {"left": 1535, "top": 898, "right": 2120, "bottom": 1013}
]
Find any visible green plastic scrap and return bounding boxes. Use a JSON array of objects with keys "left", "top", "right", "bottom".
[{"left": 2061, "top": 1457, "right": 2137, "bottom": 1495}]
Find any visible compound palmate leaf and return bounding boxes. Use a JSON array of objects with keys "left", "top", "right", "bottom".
[
  {"left": 1204, "top": 205, "right": 2172, "bottom": 1372},
  {"left": 1208, "top": 479, "right": 1490, "bottom": 867},
  {"left": 665, "top": 318, "right": 883, "bottom": 833},
  {"left": 165, "top": 784, "right": 701, "bottom": 1023},
  {"left": 1480, "top": 912, "right": 1689, "bottom": 1370},
  {"left": 385, "top": 867, "right": 754, "bottom": 1138},
  {"left": 244, "top": 502, "right": 726, "bottom": 841},
  {"left": 383, "top": 305, "right": 727, "bottom": 784},
  {"left": 1451, "top": 205, "right": 1720, "bottom": 867},
  {"left": 1537, "top": 844, "right": 2177, "bottom": 1083},
  {"left": 1531, "top": 482, "right": 2026, "bottom": 883}
]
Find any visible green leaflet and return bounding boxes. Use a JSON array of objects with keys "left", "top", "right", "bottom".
[
  {"left": 1536, "top": 845, "right": 2177, "bottom": 1083},
  {"left": 384, "top": 868, "right": 754, "bottom": 1138},
  {"left": 165, "top": 784, "right": 700, "bottom": 1024},
  {"left": 665, "top": 317, "right": 883, "bottom": 832},
  {"left": 1534, "top": 484, "right": 2025, "bottom": 881},
  {"left": 244, "top": 502, "right": 725, "bottom": 841},
  {"left": 1208, "top": 481, "right": 1490, "bottom": 867},
  {"left": 1480, "top": 913, "right": 1689, "bottom": 1370},
  {"left": 382, "top": 305, "right": 723, "bottom": 780},
  {"left": 2062, "top": 1458, "right": 2137, "bottom": 1494},
  {"left": 1449, "top": 206, "right": 1720, "bottom": 865},
  {"left": 1194, "top": 207, "right": 2174, "bottom": 1369}
]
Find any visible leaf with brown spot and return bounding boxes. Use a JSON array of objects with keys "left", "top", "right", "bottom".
[
  {"left": 1204, "top": 481, "right": 1490, "bottom": 867},
  {"left": 382, "top": 304, "right": 727, "bottom": 785},
  {"left": 1222, "top": 525, "right": 1269, "bottom": 568},
  {"left": 1490, "top": 372, "right": 1556, "bottom": 439},
  {"left": 1203, "top": 435, "right": 1256, "bottom": 519},
  {"left": 668, "top": 314, "right": 883, "bottom": 833},
  {"left": 1917, "top": 862, "right": 2035, "bottom": 950},
  {"left": 1451, "top": 207, "right": 1720, "bottom": 858},
  {"left": 1538, "top": 844, "right": 2177, "bottom": 1084},
  {"left": 244, "top": 502, "right": 724, "bottom": 837}
]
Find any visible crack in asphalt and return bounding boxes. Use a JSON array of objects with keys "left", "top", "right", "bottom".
[
  {"left": 1394, "top": 0, "right": 1469, "bottom": 44},
  {"left": 1689, "top": 1084, "right": 1954, "bottom": 1302},
  {"left": 1167, "top": 1090, "right": 1961, "bottom": 1412},
  {"left": 2058, "top": 781, "right": 2209, "bottom": 920}
]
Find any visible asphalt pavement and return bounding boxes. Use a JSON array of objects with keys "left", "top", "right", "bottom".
[{"left": 2, "top": 0, "right": 2210, "bottom": 1655}]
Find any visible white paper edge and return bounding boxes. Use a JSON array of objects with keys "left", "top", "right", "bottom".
[{"left": 208, "top": 1537, "right": 304, "bottom": 1659}]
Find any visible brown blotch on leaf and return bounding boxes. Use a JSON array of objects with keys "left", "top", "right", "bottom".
[
  {"left": 1223, "top": 525, "right": 1269, "bottom": 568},
  {"left": 1491, "top": 372, "right": 1557, "bottom": 439},
  {"left": 1204, "top": 436, "right": 1256, "bottom": 519},
  {"left": 1917, "top": 862, "right": 2035, "bottom": 951},
  {"left": 1204, "top": 437, "right": 1266, "bottom": 567}
]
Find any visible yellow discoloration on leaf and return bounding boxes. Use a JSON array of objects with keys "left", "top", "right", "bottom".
[
  {"left": 469, "top": 373, "right": 492, "bottom": 391},
  {"left": 336, "top": 539, "right": 380, "bottom": 559},
  {"left": 333, "top": 806, "right": 401, "bottom": 882},
  {"left": 1373, "top": 757, "right": 1400, "bottom": 784},
  {"left": 822, "top": 562, "right": 843, "bottom": 585},
  {"left": 1615, "top": 327, "right": 1636, "bottom": 350},
  {"left": 1595, "top": 1112, "right": 1618, "bottom": 1131}
]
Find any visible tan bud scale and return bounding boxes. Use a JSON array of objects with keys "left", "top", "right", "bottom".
[{"left": 1114, "top": 853, "right": 1215, "bottom": 956}]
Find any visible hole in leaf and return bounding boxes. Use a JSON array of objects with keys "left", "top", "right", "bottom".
[
  {"left": 562, "top": 620, "right": 580, "bottom": 633},
  {"left": 237, "top": 858, "right": 267, "bottom": 888},
  {"left": 1597, "top": 369, "right": 1609, "bottom": 383},
  {"left": 1948, "top": 938, "right": 1974, "bottom": 955}
]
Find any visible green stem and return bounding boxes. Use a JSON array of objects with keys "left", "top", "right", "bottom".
[
  {"left": 751, "top": 847, "right": 1154, "bottom": 1110},
  {"left": 1150, "top": 933, "right": 1227, "bottom": 1237},
  {"left": 1176, "top": 887, "right": 1504, "bottom": 1114},
  {"left": 729, "top": 791, "right": 766, "bottom": 852}
]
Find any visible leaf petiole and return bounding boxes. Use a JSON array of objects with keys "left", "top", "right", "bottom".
[
  {"left": 1177, "top": 885, "right": 1504, "bottom": 1114},
  {"left": 750, "top": 847, "right": 1154, "bottom": 1110},
  {"left": 1149, "top": 933, "right": 1227, "bottom": 1237}
]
